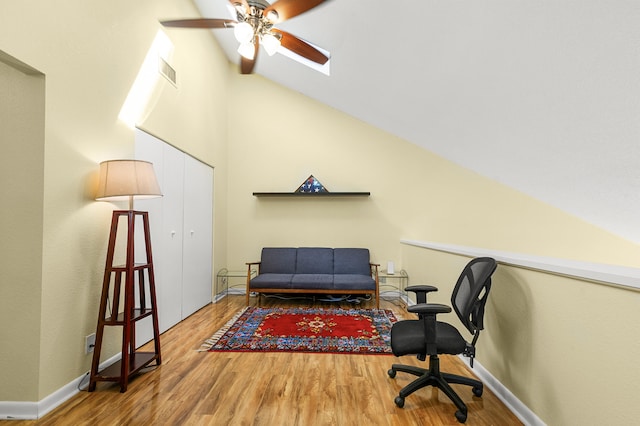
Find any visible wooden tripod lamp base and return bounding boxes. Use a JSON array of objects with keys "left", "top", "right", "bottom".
[{"left": 88, "top": 210, "right": 161, "bottom": 392}]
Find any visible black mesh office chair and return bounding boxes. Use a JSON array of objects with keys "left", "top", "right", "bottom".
[{"left": 388, "top": 257, "right": 497, "bottom": 423}]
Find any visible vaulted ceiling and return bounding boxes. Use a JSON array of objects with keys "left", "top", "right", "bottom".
[{"left": 192, "top": 0, "right": 640, "bottom": 245}]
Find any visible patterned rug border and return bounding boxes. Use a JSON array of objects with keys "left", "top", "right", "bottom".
[
  {"left": 199, "top": 306, "right": 398, "bottom": 355},
  {"left": 198, "top": 306, "right": 250, "bottom": 352}
]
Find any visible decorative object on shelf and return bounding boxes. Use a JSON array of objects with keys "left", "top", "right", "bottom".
[
  {"left": 253, "top": 174, "right": 370, "bottom": 197},
  {"left": 90, "top": 159, "right": 163, "bottom": 393},
  {"left": 387, "top": 261, "right": 395, "bottom": 275},
  {"left": 296, "top": 174, "right": 328, "bottom": 193}
]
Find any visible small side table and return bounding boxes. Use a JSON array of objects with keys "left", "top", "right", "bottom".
[
  {"left": 379, "top": 269, "right": 409, "bottom": 306},
  {"left": 216, "top": 268, "right": 256, "bottom": 296}
]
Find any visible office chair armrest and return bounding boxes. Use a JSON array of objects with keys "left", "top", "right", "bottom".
[
  {"left": 408, "top": 303, "right": 451, "bottom": 316},
  {"left": 405, "top": 285, "right": 438, "bottom": 304},
  {"left": 405, "top": 285, "right": 438, "bottom": 293}
]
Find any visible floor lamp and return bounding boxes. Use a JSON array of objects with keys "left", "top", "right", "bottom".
[{"left": 89, "top": 159, "right": 163, "bottom": 392}]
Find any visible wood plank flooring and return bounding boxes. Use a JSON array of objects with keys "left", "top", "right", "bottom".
[{"left": 10, "top": 295, "right": 522, "bottom": 425}]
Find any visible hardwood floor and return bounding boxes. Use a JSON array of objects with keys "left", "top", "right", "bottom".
[{"left": 11, "top": 295, "right": 522, "bottom": 425}]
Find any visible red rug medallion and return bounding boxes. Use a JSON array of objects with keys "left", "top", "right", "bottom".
[{"left": 201, "top": 307, "right": 398, "bottom": 354}]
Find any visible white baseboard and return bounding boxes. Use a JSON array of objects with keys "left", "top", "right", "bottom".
[
  {"left": 0, "top": 353, "right": 121, "bottom": 420},
  {"left": 0, "top": 401, "right": 35, "bottom": 421},
  {"left": 212, "top": 292, "right": 227, "bottom": 302},
  {"left": 458, "top": 356, "right": 545, "bottom": 426}
]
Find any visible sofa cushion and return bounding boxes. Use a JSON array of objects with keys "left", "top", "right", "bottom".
[
  {"left": 295, "top": 247, "right": 334, "bottom": 274},
  {"left": 334, "top": 248, "right": 371, "bottom": 275},
  {"left": 333, "top": 274, "right": 376, "bottom": 291},
  {"left": 250, "top": 273, "right": 294, "bottom": 289},
  {"left": 260, "top": 247, "right": 297, "bottom": 274},
  {"left": 291, "top": 274, "right": 334, "bottom": 290}
]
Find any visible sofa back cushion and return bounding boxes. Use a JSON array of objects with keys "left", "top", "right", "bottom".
[
  {"left": 334, "top": 248, "right": 371, "bottom": 275},
  {"left": 295, "top": 247, "right": 334, "bottom": 274},
  {"left": 260, "top": 247, "right": 297, "bottom": 274}
]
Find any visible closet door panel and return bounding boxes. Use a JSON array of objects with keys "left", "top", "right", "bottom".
[
  {"left": 181, "top": 155, "right": 213, "bottom": 318},
  {"left": 159, "top": 143, "right": 185, "bottom": 330},
  {"left": 134, "top": 132, "right": 165, "bottom": 343}
]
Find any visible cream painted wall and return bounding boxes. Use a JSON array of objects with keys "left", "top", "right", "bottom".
[
  {"left": 0, "top": 58, "right": 45, "bottom": 401},
  {"left": 0, "top": 0, "right": 229, "bottom": 401},
  {"left": 226, "top": 74, "right": 640, "bottom": 425}
]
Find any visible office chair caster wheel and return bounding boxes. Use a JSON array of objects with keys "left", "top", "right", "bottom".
[
  {"left": 455, "top": 410, "right": 467, "bottom": 423},
  {"left": 394, "top": 396, "right": 405, "bottom": 408},
  {"left": 388, "top": 369, "right": 396, "bottom": 378},
  {"left": 472, "top": 385, "right": 483, "bottom": 397}
]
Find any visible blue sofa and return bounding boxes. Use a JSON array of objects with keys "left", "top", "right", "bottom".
[{"left": 246, "top": 247, "right": 380, "bottom": 308}]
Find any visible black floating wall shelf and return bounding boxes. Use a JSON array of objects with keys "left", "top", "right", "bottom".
[{"left": 253, "top": 192, "right": 370, "bottom": 197}]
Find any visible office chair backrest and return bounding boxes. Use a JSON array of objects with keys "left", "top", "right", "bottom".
[{"left": 451, "top": 257, "right": 497, "bottom": 335}]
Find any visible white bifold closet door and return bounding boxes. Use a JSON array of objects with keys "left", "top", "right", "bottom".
[
  {"left": 134, "top": 129, "right": 213, "bottom": 342},
  {"left": 182, "top": 154, "right": 213, "bottom": 318}
]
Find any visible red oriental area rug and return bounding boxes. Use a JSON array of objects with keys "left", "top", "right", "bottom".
[{"left": 200, "top": 306, "right": 398, "bottom": 354}]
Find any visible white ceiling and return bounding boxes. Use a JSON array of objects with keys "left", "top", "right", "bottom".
[{"left": 192, "top": 0, "right": 640, "bottom": 245}]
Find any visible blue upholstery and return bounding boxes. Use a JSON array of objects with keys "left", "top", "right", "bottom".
[
  {"left": 334, "top": 248, "right": 371, "bottom": 275},
  {"left": 296, "top": 247, "right": 334, "bottom": 274},
  {"left": 260, "top": 247, "right": 297, "bottom": 274},
  {"left": 251, "top": 273, "right": 294, "bottom": 289},
  {"left": 333, "top": 274, "right": 376, "bottom": 290},
  {"left": 291, "top": 274, "right": 334, "bottom": 289}
]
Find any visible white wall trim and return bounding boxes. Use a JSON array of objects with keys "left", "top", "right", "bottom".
[
  {"left": 0, "top": 353, "right": 120, "bottom": 420},
  {"left": 401, "top": 239, "right": 640, "bottom": 291},
  {"left": 0, "top": 401, "right": 36, "bottom": 421},
  {"left": 458, "top": 356, "right": 545, "bottom": 426}
]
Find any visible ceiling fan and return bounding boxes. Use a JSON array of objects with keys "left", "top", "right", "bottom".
[{"left": 161, "top": 0, "right": 330, "bottom": 74}]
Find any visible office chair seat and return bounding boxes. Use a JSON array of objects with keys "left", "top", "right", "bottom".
[{"left": 391, "top": 320, "right": 466, "bottom": 356}]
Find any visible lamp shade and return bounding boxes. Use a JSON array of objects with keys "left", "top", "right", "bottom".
[{"left": 96, "top": 160, "right": 162, "bottom": 205}]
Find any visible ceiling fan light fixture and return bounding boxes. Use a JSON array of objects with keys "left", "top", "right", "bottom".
[
  {"left": 237, "top": 41, "right": 255, "bottom": 60},
  {"left": 265, "top": 10, "right": 279, "bottom": 23},
  {"left": 233, "top": 21, "right": 254, "bottom": 43},
  {"left": 231, "top": 1, "right": 246, "bottom": 12},
  {"left": 262, "top": 33, "right": 281, "bottom": 56}
]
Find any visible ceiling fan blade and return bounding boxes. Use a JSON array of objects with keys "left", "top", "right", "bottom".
[
  {"left": 273, "top": 29, "right": 329, "bottom": 65},
  {"left": 263, "top": 0, "right": 328, "bottom": 23},
  {"left": 160, "top": 18, "right": 236, "bottom": 29},
  {"left": 240, "top": 39, "right": 260, "bottom": 74}
]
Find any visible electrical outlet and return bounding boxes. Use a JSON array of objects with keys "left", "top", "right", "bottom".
[{"left": 85, "top": 333, "right": 96, "bottom": 354}]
